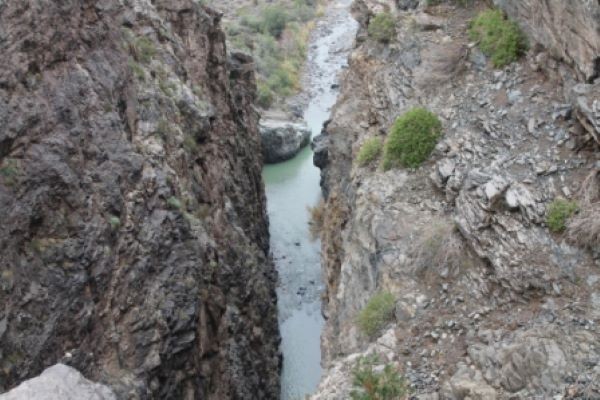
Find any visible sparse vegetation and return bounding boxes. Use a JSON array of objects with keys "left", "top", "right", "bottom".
[
  {"left": 108, "top": 215, "right": 121, "bottom": 230},
  {"left": 469, "top": 9, "right": 527, "bottom": 68},
  {"left": 0, "top": 159, "right": 19, "bottom": 186},
  {"left": 411, "top": 220, "right": 470, "bottom": 275},
  {"left": 382, "top": 108, "right": 442, "bottom": 170},
  {"left": 568, "top": 204, "right": 600, "bottom": 251},
  {"left": 357, "top": 291, "right": 396, "bottom": 338},
  {"left": 183, "top": 135, "right": 199, "bottom": 153},
  {"left": 225, "top": 0, "right": 323, "bottom": 108},
  {"left": 155, "top": 119, "right": 171, "bottom": 140},
  {"left": 567, "top": 171, "right": 599, "bottom": 250},
  {"left": 350, "top": 355, "right": 408, "bottom": 400},
  {"left": 546, "top": 199, "right": 579, "bottom": 233},
  {"left": 356, "top": 137, "right": 383, "bottom": 167},
  {"left": 308, "top": 199, "right": 325, "bottom": 239},
  {"left": 261, "top": 5, "right": 288, "bottom": 37},
  {"left": 167, "top": 196, "right": 183, "bottom": 210},
  {"left": 129, "top": 60, "right": 146, "bottom": 81},
  {"left": 133, "top": 36, "right": 157, "bottom": 64},
  {"left": 368, "top": 12, "right": 396, "bottom": 43},
  {"left": 257, "top": 81, "right": 275, "bottom": 108}
]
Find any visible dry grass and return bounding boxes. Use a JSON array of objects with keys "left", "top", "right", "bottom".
[
  {"left": 308, "top": 199, "right": 325, "bottom": 240},
  {"left": 578, "top": 170, "right": 600, "bottom": 205},
  {"left": 411, "top": 219, "right": 470, "bottom": 275},
  {"left": 567, "top": 170, "right": 600, "bottom": 251},
  {"left": 567, "top": 204, "right": 600, "bottom": 251}
]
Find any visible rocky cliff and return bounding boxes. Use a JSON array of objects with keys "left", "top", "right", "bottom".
[
  {"left": 0, "top": 0, "right": 280, "bottom": 398},
  {"left": 313, "top": 0, "right": 600, "bottom": 398}
]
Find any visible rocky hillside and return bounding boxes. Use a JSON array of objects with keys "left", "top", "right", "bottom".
[
  {"left": 0, "top": 0, "right": 279, "bottom": 398},
  {"left": 312, "top": 0, "right": 599, "bottom": 398}
]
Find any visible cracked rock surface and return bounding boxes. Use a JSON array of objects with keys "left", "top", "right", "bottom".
[
  {"left": 0, "top": 1, "right": 279, "bottom": 398},
  {"left": 312, "top": 1, "right": 600, "bottom": 399}
]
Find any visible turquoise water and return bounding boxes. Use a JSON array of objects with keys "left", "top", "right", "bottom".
[
  {"left": 262, "top": 1, "right": 358, "bottom": 398},
  {"left": 263, "top": 146, "right": 324, "bottom": 399}
]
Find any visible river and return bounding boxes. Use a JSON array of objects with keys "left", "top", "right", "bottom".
[{"left": 262, "top": 1, "right": 358, "bottom": 399}]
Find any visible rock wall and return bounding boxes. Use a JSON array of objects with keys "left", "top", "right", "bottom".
[
  {"left": 313, "top": 0, "right": 600, "bottom": 398},
  {"left": 493, "top": 0, "right": 600, "bottom": 82},
  {"left": 0, "top": 0, "right": 279, "bottom": 398}
]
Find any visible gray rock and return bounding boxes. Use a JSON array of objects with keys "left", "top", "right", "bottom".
[
  {"left": 0, "top": 1, "right": 280, "bottom": 398},
  {"left": 260, "top": 119, "right": 312, "bottom": 163},
  {"left": 493, "top": 0, "right": 600, "bottom": 81},
  {"left": 569, "top": 83, "right": 600, "bottom": 144},
  {"left": 0, "top": 364, "right": 116, "bottom": 400},
  {"left": 396, "top": 0, "right": 420, "bottom": 10}
]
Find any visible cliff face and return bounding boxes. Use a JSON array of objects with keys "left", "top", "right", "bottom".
[
  {"left": 0, "top": 0, "right": 279, "bottom": 398},
  {"left": 313, "top": 0, "right": 600, "bottom": 398},
  {"left": 493, "top": 0, "right": 599, "bottom": 82}
]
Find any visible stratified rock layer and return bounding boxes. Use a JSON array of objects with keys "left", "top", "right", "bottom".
[
  {"left": 0, "top": 1, "right": 279, "bottom": 398},
  {"left": 312, "top": 0, "right": 600, "bottom": 398}
]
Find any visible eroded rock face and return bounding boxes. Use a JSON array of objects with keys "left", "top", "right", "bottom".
[
  {"left": 493, "top": 0, "right": 600, "bottom": 82},
  {"left": 312, "top": 0, "right": 600, "bottom": 398},
  {"left": 0, "top": 364, "right": 116, "bottom": 400},
  {"left": 0, "top": 1, "right": 279, "bottom": 398},
  {"left": 259, "top": 119, "right": 311, "bottom": 163}
]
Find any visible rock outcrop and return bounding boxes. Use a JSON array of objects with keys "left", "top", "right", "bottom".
[
  {"left": 0, "top": 0, "right": 279, "bottom": 398},
  {"left": 492, "top": 0, "right": 600, "bottom": 82},
  {"left": 0, "top": 364, "right": 116, "bottom": 400},
  {"left": 260, "top": 119, "right": 311, "bottom": 163},
  {"left": 312, "top": 1, "right": 600, "bottom": 398}
]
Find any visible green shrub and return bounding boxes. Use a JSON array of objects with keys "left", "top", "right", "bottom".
[
  {"left": 0, "top": 159, "right": 18, "bottom": 187},
  {"left": 129, "top": 60, "right": 146, "bottom": 81},
  {"left": 262, "top": 6, "right": 288, "bottom": 37},
  {"left": 357, "top": 292, "right": 396, "bottom": 338},
  {"left": 368, "top": 13, "right": 396, "bottom": 43},
  {"left": 240, "top": 14, "right": 263, "bottom": 33},
  {"left": 351, "top": 355, "right": 408, "bottom": 400},
  {"left": 256, "top": 81, "right": 274, "bottom": 108},
  {"left": 108, "top": 215, "right": 121, "bottom": 230},
  {"left": 134, "top": 36, "right": 157, "bottom": 64},
  {"left": 382, "top": 108, "right": 442, "bottom": 170},
  {"left": 167, "top": 196, "right": 182, "bottom": 210},
  {"left": 356, "top": 137, "right": 383, "bottom": 167},
  {"left": 469, "top": 9, "right": 527, "bottom": 68},
  {"left": 546, "top": 199, "right": 578, "bottom": 233}
]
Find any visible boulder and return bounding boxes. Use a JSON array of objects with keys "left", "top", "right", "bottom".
[
  {"left": 260, "top": 119, "right": 312, "bottom": 163},
  {"left": 0, "top": 364, "right": 116, "bottom": 400}
]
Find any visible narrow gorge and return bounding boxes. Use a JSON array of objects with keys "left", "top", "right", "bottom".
[{"left": 0, "top": 0, "right": 599, "bottom": 399}]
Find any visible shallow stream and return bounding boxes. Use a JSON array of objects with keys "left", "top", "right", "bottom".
[{"left": 262, "top": 2, "right": 357, "bottom": 398}]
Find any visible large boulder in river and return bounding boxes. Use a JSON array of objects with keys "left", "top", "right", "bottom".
[
  {"left": 260, "top": 119, "right": 312, "bottom": 163},
  {"left": 0, "top": 364, "right": 116, "bottom": 400}
]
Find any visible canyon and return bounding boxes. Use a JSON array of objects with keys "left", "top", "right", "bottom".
[{"left": 0, "top": 0, "right": 599, "bottom": 399}]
